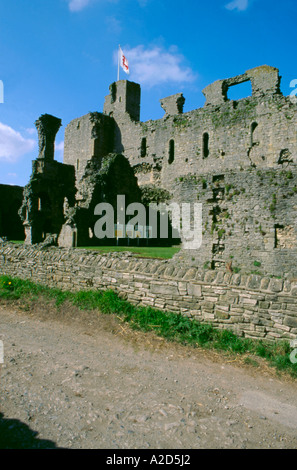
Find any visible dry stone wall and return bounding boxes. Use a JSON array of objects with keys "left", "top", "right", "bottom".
[{"left": 1, "top": 242, "right": 297, "bottom": 343}]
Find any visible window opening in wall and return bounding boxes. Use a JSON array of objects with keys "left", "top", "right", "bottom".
[
  {"left": 227, "top": 80, "right": 252, "bottom": 101},
  {"left": 278, "top": 149, "right": 292, "bottom": 165},
  {"left": 203, "top": 133, "right": 209, "bottom": 158},
  {"left": 110, "top": 83, "right": 116, "bottom": 103},
  {"left": 168, "top": 139, "right": 175, "bottom": 164},
  {"left": 141, "top": 137, "right": 147, "bottom": 158},
  {"left": 212, "top": 174, "right": 225, "bottom": 183},
  {"left": 73, "top": 231, "right": 77, "bottom": 247},
  {"left": 251, "top": 122, "right": 258, "bottom": 146},
  {"left": 274, "top": 224, "right": 284, "bottom": 248}
]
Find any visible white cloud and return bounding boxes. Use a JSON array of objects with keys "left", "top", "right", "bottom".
[
  {"left": 105, "top": 16, "right": 122, "bottom": 34},
  {"left": 225, "top": 0, "right": 249, "bottom": 11},
  {"left": 119, "top": 45, "right": 196, "bottom": 88},
  {"left": 0, "top": 122, "right": 36, "bottom": 162},
  {"left": 25, "top": 127, "right": 37, "bottom": 135},
  {"left": 67, "top": 0, "right": 91, "bottom": 12},
  {"left": 55, "top": 141, "right": 64, "bottom": 152}
]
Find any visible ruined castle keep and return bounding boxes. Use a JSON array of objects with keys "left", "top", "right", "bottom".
[{"left": 18, "top": 65, "right": 297, "bottom": 278}]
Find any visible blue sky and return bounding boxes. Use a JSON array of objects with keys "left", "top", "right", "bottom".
[{"left": 0, "top": 0, "right": 297, "bottom": 186}]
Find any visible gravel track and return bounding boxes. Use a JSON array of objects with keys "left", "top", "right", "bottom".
[{"left": 0, "top": 301, "right": 297, "bottom": 449}]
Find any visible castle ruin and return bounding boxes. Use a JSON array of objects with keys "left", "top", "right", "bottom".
[{"left": 17, "top": 65, "right": 297, "bottom": 278}]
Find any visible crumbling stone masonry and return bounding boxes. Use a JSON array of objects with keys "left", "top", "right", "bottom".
[
  {"left": 58, "top": 153, "right": 143, "bottom": 247},
  {"left": 19, "top": 114, "right": 76, "bottom": 245},
  {"left": 18, "top": 65, "right": 297, "bottom": 278}
]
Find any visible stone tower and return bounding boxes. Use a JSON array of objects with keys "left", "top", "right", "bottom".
[
  {"left": 103, "top": 80, "right": 141, "bottom": 121},
  {"left": 35, "top": 114, "right": 62, "bottom": 161}
]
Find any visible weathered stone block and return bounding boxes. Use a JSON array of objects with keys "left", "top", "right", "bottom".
[
  {"left": 291, "top": 285, "right": 297, "bottom": 296},
  {"left": 204, "top": 271, "right": 217, "bottom": 283},
  {"left": 183, "top": 268, "right": 197, "bottom": 280},
  {"left": 150, "top": 283, "right": 179, "bottom": 296},
  {"left": 215, "top": 310, "right": 230, "bottom": 319},
  {"left": 247, "top": 275, "right": 261, "bottom": 290},
  {"left": 201, "top": 301, "right": 215, "bottom": 311},
  {"left": 164, "top": 265, "right": 175, "bottom": 277},
  {"left": 284, "top": 316, "right": 297, "bottom": 328},
  {"left": 202, "top": 312, "right": 215, "bottom": 320},
  {"left": 259, "top": 301, "right": 270, "bottom": 309},
  {"left": 187, "top": 283, "right": 202, "bottom": 297},
  {"left": 284, "top": 304, "right": 297, "bottom": 313},
  {"left": 268, "top": 278, "right": 283, "bottom": 293},
  {"left": 240, "top": 297, "right": 258, "bottom": 306},
  {"left": 231, "top": 274, "right": 241, "bottom": 286},
  {"left": 283, "top": 281, "right": 292, "bottom": 293},
  {"left": 269, "top": 302, "right": 282, "bottom": 310}
]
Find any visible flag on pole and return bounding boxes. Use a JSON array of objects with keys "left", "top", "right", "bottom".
[{"left": 119, "top": 46, "right": 130, "bottom": 75}]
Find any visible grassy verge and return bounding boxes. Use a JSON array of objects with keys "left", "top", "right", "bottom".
[
  {"left": 78, "top": 246, "right": 181, "bottom": 259},
  {"left": 1, "top": 275, "right": 296, "bottom": 378}
]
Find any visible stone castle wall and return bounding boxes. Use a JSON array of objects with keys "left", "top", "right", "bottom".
[
  {"left": 63, "top": 115, "right": 96, "bottom": 183},
  {"left": 103, "top": 66, "right": 297, "bottom": 188},
  {"left": 106, "top": 92, "right": 297, "bottom": 190},
  {"left": 174, "top": 168, "right": 297, "bottom": 278},
  {"left": 17, "top": 65, "right": 297, "bottom": 279},
  {"left": 1, "top": 242, "right": 297, "bottom": 343},
  {"left": 63, "top": 113, "right": 115, "bottom": 183},
  {"left": 60, "top": 66, "right": 297, "bottom": 277},
  {"left": 63, "top": 66, "right": 297, "bottom": 190}
]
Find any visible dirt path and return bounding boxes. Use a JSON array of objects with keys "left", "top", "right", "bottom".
[{"left": 0, "top": 300, "right": 297, "bottom": 449}]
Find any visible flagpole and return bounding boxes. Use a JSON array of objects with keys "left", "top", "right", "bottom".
[{"left": 117, "top": 45, "right": 119, "bottom": 81}]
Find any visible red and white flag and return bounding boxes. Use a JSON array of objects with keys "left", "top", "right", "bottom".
[{"left": 119, "top": 46, "right": 129, "bottom": 75}]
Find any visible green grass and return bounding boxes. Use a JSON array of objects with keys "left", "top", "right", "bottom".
[
  {"left": 1, "top": 274, "right": 297, "bottom": 378},
  {"left": 5, "top": 242, "right": 180, "bottom": 260},
  {"left": 78, "top": 245, "right": 181, "bottom": 259}
]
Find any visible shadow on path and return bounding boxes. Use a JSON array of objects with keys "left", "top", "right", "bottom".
[{"left": 0, "top": 412, "right": 58, "bottom": 449}]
